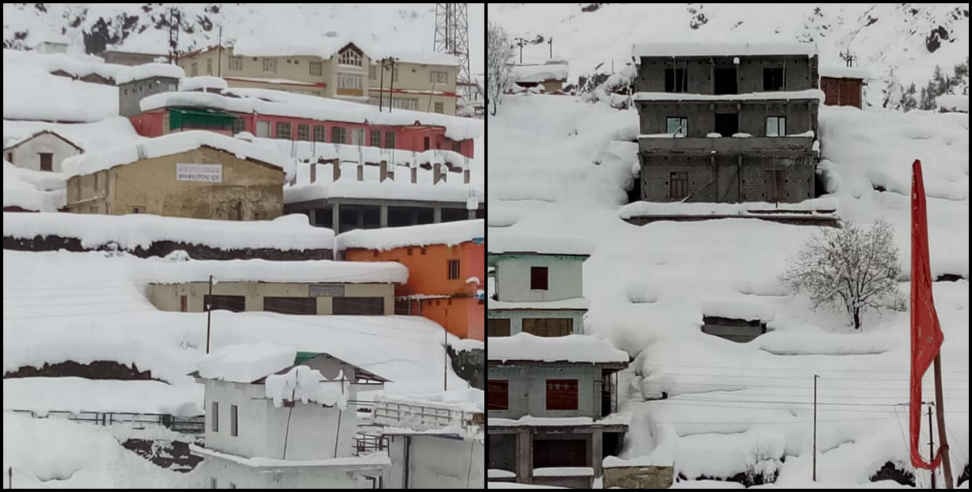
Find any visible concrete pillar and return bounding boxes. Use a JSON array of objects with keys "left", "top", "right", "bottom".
[
  {"left": 356, "top": 164, "right": 364, "bottom": 181},
  {"left": 410, "top": 167, "right": 417, "bottom": 184},
  {"left": 356, "top": 208, "right": 364, "bottom": 228},
  {"left": 308, "top": 207, "right": 317, "bottom": 226},
  {"left": 380, "top": 205, "right": 388, "bottom": 228},
  {"left": 463, "top": 169, "right": 470, "bottom": 184},
  {"left": 468, "top": 208, "right": 476, "bottom": 220},
  {"left": 332, "top": 203, "right": 340, "bottom": 234},
  {"left": 516, "top": 429, "right": 532, "bottom": 483},
  {"left": 310, "top": 163, "right": 317, "bottom": 184},
  {"left": 380, "top": 160, "right": 389, "bottom": 182},
  {"left": 592, "top": 430, "right": 604, "bottom": 478},
  {"left": 434, "top": 163, "right": 445, "bottom": 184},
  {"left": 433, "top": 207, "right": 442, "bottom": 223},
  {"left": 333, "top": 161, "right": 341, "bottom": 181}
]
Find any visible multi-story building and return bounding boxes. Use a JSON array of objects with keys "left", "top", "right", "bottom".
[
  {"left": 632, "top": 42, "right": 822, "bottom": 204},
  {"left": 366, "top": 54, "right": 460, "bottom": 115},
  {"left": 486, "top": 230, "right": 630, "bottom": 487}
]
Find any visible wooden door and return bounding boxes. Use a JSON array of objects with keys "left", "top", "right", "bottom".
[
  {"left": 487, "top": 380, "right": 509, "bottom": 410},
  {"left": 180, "top": 295, "right": 188, "bottom": 312},
  {"left": 840, "top": 79, "right": 861, "bottom": 108},
  {"left": 263, "top": 297, "right": 317, "bottom": 315},
  {"left": 332, "top": 297, "right": 384, "bottom": 315},
  {"left": 39, "top": 153, "right": 53, "bottom": 171}
]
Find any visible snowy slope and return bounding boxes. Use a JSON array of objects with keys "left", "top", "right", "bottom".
[{"left": 488, "top": 4, "right": 969, "bottom": 109}]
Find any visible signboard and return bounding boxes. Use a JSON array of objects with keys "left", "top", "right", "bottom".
[{"left": 177, "top": 164, "right": 222, "bottom": 183}]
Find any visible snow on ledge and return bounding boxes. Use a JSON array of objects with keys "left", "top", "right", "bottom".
[
  {"left": 633, "top": 89, "right": 825, "bottom": 103},
  {"left": 190, "top": 444, "right": 390, "bottom": 469},
  {"left": 633, "top": 41, "right": 818, "bottom": 58},
  {"left": 819, "top": 65, "right": 873, "bottom": 80},
  {"left": 148, "top": 258, "right": 407, "bottom": 286},
  {"left": 196, "top": 343, "right": 296, "bottom": 384},
  {"left": 617, "top": 198, "right": 839, "bottom": 220},
  {"left": 488, "top": 333, "right": 629, "bottom": 364},
  {"left": 487, "top": 228, "right": 594, "bottom": 256},
  {"left": 489, "top": 469, "right": 517, "bottom": 479},
  {"left": 61, "top": 130, "right": 291, "bottom": 177},
  {"left": 603, "top": 455, "right": 673, "bottom": 469},
  {"left": 489, "top": 297, "right": 590, "bottom": 311},
  {"left": 337, "top": 219, "right": 483, "bottom": 251},
  {"left": 179, "top": 76, "right": 228, "bottom": 92},
  {"left": 533, "top": 467, "right": 594, "bottom": 477},
  {"left": 114, "top": 63, "right": 185, "bottom": 84}
]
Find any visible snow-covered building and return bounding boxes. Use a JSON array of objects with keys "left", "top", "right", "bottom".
[
  {"left": 367, "top": 53, "right": 461, "bottom": 115},
  {"left": 189, "top": 343, "right": 390, "bottom": 488},
  {"left": 511, "top": 60, "right": 569, "bottom": 93},
  {"left": 102, "top": 49, "right": 168, "bottom": 66},
  {"left": 3, "top": 129, "right": 83, "bottom": 172},
  {"left": 631, "top": 42, "right": 821, "bottom": 204},
  {"left": 339, "top": 219, "right": 485, "bottom": 340},
  {"left": 117, "top": 65, "right": 185, "bottom": 117},
  {"left": 486, "top": 230, "right": 593, "bottom": 337},
  {"left": 145, "top": 259, "right": 406, "bottom": 315},
  {"left": 61, "top": 130, "right": 286, "bottom": 219},
  {"left": 819, "top": 65, "right": 871, "bottom": 109},
  {"left": 936, "top": 94, "right": 969, "bottom": 113}
]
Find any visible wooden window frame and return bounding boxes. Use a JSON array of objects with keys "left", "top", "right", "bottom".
[
  {"left": 487, "top": 380, "right": 509, "bottom": 410},
  {"left": 530, "top": 266, "right": 548, "bottom": 290},
  {"left": 665, "top": 116, "right": 687, "bottom": 136},
  {"left": 262, "top": 58, "right": 277, "bottom": 73},
  {"left": 276, "top": 121, "right": 292, "bottom": 140},
  {"left": 487, "top": 318, "right": 511, "bottom": 337},
  {"left": 766, "top": 116, "right": 786, "bottom": 137},
  {"left": 331, "top": 126, "right": 346, "bottom": 144},
  {"left": 546, "top": 379, "right": 579, "bottom": 410},
  {"left": 384, "top": 131, "right": 396, "bottom": 149},
  {"left": 309, "top": 61, "right": 323, "bottom": 76},
  {"left": 669, "top": 171, "right": 689, "bottom": 200},
  {"left": 297, "top": 124, "right": 310, "bottom": 141},
  {"left": 313, "top": 125, "right": 326, "bottom": 142},
  {"left": 371, "top": 130, "right": 381, "bottom": 147},
  {"left": 229, "top": 56, "right": 243, "bottom": 71},
  {"left": 39, "top": 152, "right": 53, "bottom": 171},
  {"left": 664, "top": 67, "right": 687, "bottom": 93},
  {"left": 448, "top": 259, "right": 460, "bottom": 280}
]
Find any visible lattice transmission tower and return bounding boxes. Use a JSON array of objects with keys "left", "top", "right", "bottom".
[{"left": 433, "top": 4, "right": 474, "bottom": 104}]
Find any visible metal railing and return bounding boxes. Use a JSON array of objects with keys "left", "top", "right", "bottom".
[
  {"left": 8, "top": 409, "right": 205, "bottom": 434},
  {"left": 351, "top": 399, "right": 483, "bottom": 430}
]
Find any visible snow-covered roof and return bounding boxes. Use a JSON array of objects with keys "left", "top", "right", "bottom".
[
  {"left": 488, "top": 333, "right": 629, "bottom": 364},
  {"left": 284, "top": 161, "right": 483, "bottom": 204},
  {"left": 3, "top": 54, "right": 118, "bottom": 122},
  {"left": 936, "top": 94, "right": 969, "bottom": 113},
  {"left": 488, "top": 297, "right": 589, "bottom": 311},
  {"left": 2, "top": 129, "right": 82, "bottom": 151},
  {"left": 147, "top": 257, "right": 407, "bottom": 285},
  {"left": 337, "top": 219, "right": 484, "bottom": 251},
  {"left": 511, "top": 62, "right": 569, "bottom": 83},
  {"left": 140, "top": 89, "right": 484, "bottom": 141},
  {"left": 819, "top": 65, "right": 873, "bottom": 80},
  {"left": 3, "top": 162, "right": 67, "bottom": 212},
  {"left": 196, "top": 343, "right": 297, "bottom": 384},
  {"left": 114, "top": 63, "right": 184, "bottom": 84},
  {"left": 3, "top": 117, "right": 142, "bottom": 155},
  {"left": 2, "top": 212, "right": 333, "bottom": 252},
  {"left": 633, "top": 41, "right": 818, "bottom": 58},
  {"left": 633, "top": 89, "right": 825, "bottom": 103},
  {"left": 487, "top": 229, "right": 594, "bottom": 256},
  {"left": 383, "top": 51, "right": 460, "bottom": 67},
  {"left": 60, "top": 130, "right": 290, "bottom": 177},
  {"left": 179, "top": 76, "right": 228, "bottom": 92},
  {"left": 231, "top": 35, "right": 371, "bottom": 61}
]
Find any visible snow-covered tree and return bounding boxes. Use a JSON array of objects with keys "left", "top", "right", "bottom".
[
  {"left": 486, "top": 21, "right": 514, "bottom": 116},
  {"left": 783, "top": 220, "right": 901, "bottom": 330}
]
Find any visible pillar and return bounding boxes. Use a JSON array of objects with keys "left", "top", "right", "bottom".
[
  {"left": 332, "top": 203, "right": 340, "bottom": 234},
  {"left": 380, "top": 204, "right": 388, "bottom": 228},
  {"left": 308, "top": 207, "right": 317, "bottom": 226},
  {"left": 433, "top": 207, "right": 442, "bottom": 223},
  {"left": 592, "top": 429, "right": 604, "bottom": 478},
  {"left": 468, "top": 208, "right": 476, "bottom": 220},
  {"left": 517, "top": 429, "right": 532, "bottom": 483}
]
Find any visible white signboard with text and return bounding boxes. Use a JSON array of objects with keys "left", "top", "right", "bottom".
[{"left": 176, "top": 164, "right": 222, "bottom": 183}]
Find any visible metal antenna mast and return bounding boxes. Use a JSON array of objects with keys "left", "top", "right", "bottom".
[{"left": 433, "top": 4, "right": 473, "bottom": 105}]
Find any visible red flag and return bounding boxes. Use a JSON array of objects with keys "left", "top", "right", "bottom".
[{"left": 910, "top": 159, "right": 945, "bottom": 470}]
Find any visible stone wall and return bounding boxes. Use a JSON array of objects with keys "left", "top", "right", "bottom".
[
  {"left": 3, "top": 234, "right": 332, "bottom": 260},
  {"left": 447, "top": 346, "right": 484, "bottom": 389},
  {"left": 604, "top": 465, "right": 674, "bottom": 489}
]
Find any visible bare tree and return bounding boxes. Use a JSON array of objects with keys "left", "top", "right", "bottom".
[
  {"left": 486, "top": 21, "right": 514, "bottom": 116},
  {"left": 784, "top": 220, "right": 901, "bottom": 330}
]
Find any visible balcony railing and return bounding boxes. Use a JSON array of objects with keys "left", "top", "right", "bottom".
[{"left": 639, "top": 135, "right": 814, "bottom": 155}]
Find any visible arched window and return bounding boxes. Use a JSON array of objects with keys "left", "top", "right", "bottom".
[{"left": 338, "top": 48, "right": 362, "bottom": 67}]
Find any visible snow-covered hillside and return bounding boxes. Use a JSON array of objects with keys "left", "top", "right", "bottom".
[
  {"left": 487, "top": 87, "right": 969, "bottom": 485},
  {"left": 489, "top": 4, "right": 969, "bottom": 109}
]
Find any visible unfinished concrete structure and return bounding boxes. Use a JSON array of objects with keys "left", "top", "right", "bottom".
[
  {"left": 633, "top": 42, "right": 822, "bottom": 203},
  {"left": 118, "top": 74, "right": 181, "bottom": 118}
]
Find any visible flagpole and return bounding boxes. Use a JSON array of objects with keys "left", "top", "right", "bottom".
[{"left": 933, "top": 356, "right": 954, "bottom": 489}]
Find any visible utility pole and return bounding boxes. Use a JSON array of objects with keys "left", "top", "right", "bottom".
[
  {"left": 812, "top": 374, "right": 818, "bottom": 482},
  {"left": 512, "top": 37, "right": 528, "bottom": 64},
  {"left": 378, "top": 58, "right": 385, "bottom": 112},
  {"left": 388, "top": 57, "right": 396, "bottom": 113},
  {"left": 206, "top": 274, "right": 213, "bottom": 354},
  {"left": 548, "top": 37, "right": 553, "bottom": 59},
  {"left": 928, "top": 403, "right": 936, "bottom": 489},
  {"left": 217, "top": 25, "right": 222, "bottom": 78},
  {"left": 443, "top": 325, "right": 448, "bottom": 392}
]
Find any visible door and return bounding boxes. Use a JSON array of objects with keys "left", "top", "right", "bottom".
[
  {"left": 487, "top": 318, "right": 511, "bottom": 337},
  {"left": 180, "top": 295, "right": 188, "bottom": 312},
  {"left": 256, "top": 120, "right": 270, "bottom": 138},
  {"left": 424, "top": 136, "right": 431, "bottom": 150},
  {"left": 840, "top": 79, "right": 860, "bottom": 108},
  {"left": 263, "top": 297, "right": 317, "bottom": 315},
  {"left": 332, "top": 297, "right": 384, "bottom": 315},
  {"left": 39, "top": 153, "right": 53, "bottom": 171},
  {"left": 764, "top": 169, "right": 786, "bottom": 203}
]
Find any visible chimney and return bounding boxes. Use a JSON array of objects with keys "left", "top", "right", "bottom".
[
  {"left": 410, "top": 167, "right": 417, "bottom": 184},
  {"left": 310, "top": 163, "right": 317, "bottom": 184},
  {"left": 356, "top": 163, "right": 364, "bottom": 181},
  {"left": 434, "top": 163, "right": 445, "bottom": 184},
  {"left": 332, "top": 161, "right": 341, "bottom": 181},
  {"left": 463, "top": 169, "right": 470, "bottom": 184},
  {"left": 379, "top": 160, "right": 388, "bottom": 182}
]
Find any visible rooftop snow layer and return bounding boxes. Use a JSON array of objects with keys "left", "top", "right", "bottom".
[
  {"left": 819, "top": 65, "right": 873, "bottom": 80},
  {"left": 265, "top": 365, "right": 348, "bottom": 409},
  {"left": 3, "top": 162, "right": 67, "bottom": 212},
  {"left": 3, "top": 61, "right": 118, "bottom": 122},
  {"left": 633, "top": 89, "right": 825, "bottom": 102},
  {"left": 113, "top": 63, "right": 184, "bottom": 84},
  {"left": 337, "top": 219, "right": 484, "bottom": 251},
  {"left": 140, "top": 88, "right": 484, "bottom": 141},
  {"left": 60, "top": 130, "right": 291, "bottom": 176},
  {"left": 488, "top": 297, "right": 590, "bottom": 311},
  {"left": 511, "top": 62, "right": 569, "bottom": 83},
  {"left": 2, "top": 212, "right": 334, "bottom": 252},
  {"left": 487, "top": 228, "right": 594, "bottom": 256},
  {"left": 3, "top": 117, "right": 142, "bottom": 153},
  {"left": 148, "top": 257, "right": 408, "bottom": 285},
  {"left": 190, "top": 444, "right": 390, "bottom": 469},
  {"left": 179, "top": 76, "right": 228, "bottom": 92},
  {"left": 633, "top": 41, "right": 818, "bottom": 58},
  {"left": 196, "top": 343, "right": 296, "bottom": 383},
  {"left": 383, "top": 50, "right": 461, "bottom": 66},
  {"left": 488, "top": 333, "right": 629, "bottom": 364},
  {"left": 230, "top": 35, "right": 372, "bottom": 61}
]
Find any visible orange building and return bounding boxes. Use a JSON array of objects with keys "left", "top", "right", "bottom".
[{"left": 339, "top": 219, "right": 485, "bottom": 340}]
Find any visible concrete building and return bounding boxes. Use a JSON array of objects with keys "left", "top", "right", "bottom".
[
  {"left": 381, "top": 430, "right": 484, "bottom": 488},
  {"left": 62, "top": 131, "right": 285, "bottom": 219},
  {"left": 487, "top": 334, "right": 629, "bottom": 487},
  {"left": 367, "top": 55, "right": 460, "bottom": 115},
  {"left": 487, "top": 231, "right": 592, "bottom": 337},
  {"left": 118, "top": 74, "right": 181, "bottom": 117},
  {"left": 189, "top": 344, "right": 390, "bottom": 488},
  {"left": 511, "top": 60, "right": 569, "bottom": 93},
  {"left": 102, "top": 49, "right": 168, "bottom": 66},
  {"left": 3, "top": 130, "right": 82, "bottom": 172},
  {"left": 632, "top": 42, "right": 822, "bottom": 204},
  {"left": 340, "top": 219, "right": 485, "bottom": 340}
]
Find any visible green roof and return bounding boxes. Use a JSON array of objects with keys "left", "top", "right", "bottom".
[{"left": 294, "top": 351, "right": 321, "bottom": 366}]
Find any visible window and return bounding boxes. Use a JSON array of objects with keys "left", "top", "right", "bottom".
[
  {"left": 487, "top": 380, "right": 509, "bottom": 410},
  {"left": 206, "top": 58, "right": 213, "bottom": 75},
  {"left": 670, "top": 171, "right": 689, "bottom": 200},
  {"left": 434, "top": 101, "right": 444, "bottom": 113},
  {"left": 764, "top": 67, "right": 784, "bottom": 91},
  {"left": 522, "top": 318, "right": 573, "bottom": 337},
  {"left": 384, "top": 132, "right": 396, "bottom": 149},
  {"left": 338, "top": 73, "right": 362, "bottom": 90},
  {"left": 546, "top": 379, "right": 578, "bottom": 410},
  {"left": 715, "top": 113, "right": 739, "bottom": 137},
  {"left": 448, "top": 259, "right": 460, "bottom": 280},
  {"left": 530, "top": 267, "right": 548, "bottom": 290},
  {"left": 132, "top": 206, "right": 143, "bottom": 214},
  {"left": 431, "top": 70, "right": 448, "bottom": 84},
  {"left": 424, "top": 136, "right": 431, "bottom": 150},
  {"left": 370, "top": 130, "right": 381, "bottom": 147},
  {"left": 211, "top": 401, "right": 219, "bottom": 432},
  {"left": 231, "top": 118, "right": 246, "bottom": 135},
  {"left": 331, "top": 126, "right": 346, "bottom": 144},
  {"left": 487, "top": 318, "right": 511, "bottom": 337},
  {"left": 714, "top": 67, "right": 737, "bottom": 95},
  {"left": 369, "top": 65, "right": 377, "bottom": 79},
  {"left": 338, "top": 48, "right": 362, "bottom": 67},
  {"left": 664, "top": 67, "right": 687, "bottom": 92},
  {"left": 263, "top": 297, "right": 317, "bottom": 315},
  {"left": 229, "top": 56, "right": 243, "bottom": 71},
  {"left": 39, "top": 152, "right": 53, "bottom": 171},
  {"left": 332, "top": 297, "right": 384, "bottom": 315},
  {"left": 313, "top": 125, "right": 326, "bottom": 142},
  {"left": 230, "top": 405, "right": 238, "bottom": 437},
  {"left": 191, "top": 62, "right": 198, "bottom": 77},
  {"left": 766, "top": 116, "right": 786, "bottom": 137},
  {"left": 309, "top": 61, "right": 323, "bottom": 76},
  {"left": 392, "top": 97, "right": 418, "bottom": 110},
  {"left": 297, "top": 124, "right": 309, "bottom": 141},
  {"left": 276, "top": 122, "right": 292, "bottom": 139},
  {"left": 666, "top": 117, "right": 687, "bottom": 136},
  {"left": 262, "top": 57, "right": 277, "bottom": 73}
]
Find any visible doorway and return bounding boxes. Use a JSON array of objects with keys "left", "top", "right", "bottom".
[
  {"left": 715, "top": 113, "right": 739, "bottom": 137},
  {"left": 714, "top": 68, "right": 737, "bottom": 95}
]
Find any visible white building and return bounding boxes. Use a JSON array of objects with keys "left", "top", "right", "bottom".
[
  {"left": 3, "top": 130, "right": 83, "bottom": 172},
  {"left": 35, "top": 41, "right": 68, "bottom": 54},
  {"left": 189, "top": 343, "right": 391, "bottom": 488}
]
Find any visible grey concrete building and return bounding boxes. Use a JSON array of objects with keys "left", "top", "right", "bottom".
[
  {"left": 632, "top": 42, "right": 822, "bottom": 204},
  {"left": 119, "top": 75, "right": 181, "bottom": 118},
  {"left": 102, "top": 50, "right": 168, "bottom": 66}
]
